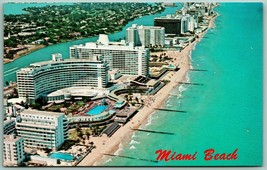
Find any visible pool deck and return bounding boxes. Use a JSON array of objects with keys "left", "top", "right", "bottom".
[{"left": 86, "top": 105, "right": 108, "bottom": 115}]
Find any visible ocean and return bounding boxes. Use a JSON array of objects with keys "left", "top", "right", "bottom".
[{"left": 103, "top": 3, "right": 263, "bottom": 166}]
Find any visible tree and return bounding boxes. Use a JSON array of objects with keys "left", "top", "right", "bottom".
[
  {"left": 25, "top": 93, "right": 30, "bottom": 105},
  {"left": 77, "top": 131, "right": 83, "bottom": 140},
  {"left": 5, "top": 81, "right": 9, "bottom": 87},
  {"left": 135, "top": 97, "right": 139, "bottom": 103},
  {"left": 85, "top": 130, "right": 90, "bottom": 141},
  {"left": 92, "top": 127, "right": 97, "bottom": 136},
  {"left": 4, "top": 38, "right": 18, "bottom": 48},
  {"left": 75, "top": 125, "right": 82, "bottom": 134},
  {"left": 13, "top": 88, "right": 18, "bottom": 97}
]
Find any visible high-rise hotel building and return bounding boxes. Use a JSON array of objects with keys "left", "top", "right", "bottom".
[
  {"left": 3, "top": 135, "right": 25, "bottom": 166},
  {"left": 16, "top": 110, "right": 68, "bottom": 151},
  {"left": 17, "top": 54, "right": 109, "bottom": 101},
  {"left": 126, "top": 24, "right": 165, "bottom": 47},
  {"left": 70, "top": 34, "right": 149, "bottom": 77},
  {"left": 154, "top": 15, "right": 182, "bottom": 35}
]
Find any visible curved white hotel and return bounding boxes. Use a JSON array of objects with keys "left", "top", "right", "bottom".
[{"left": 17, "top": 54, "right": 109, "bottom": 101}]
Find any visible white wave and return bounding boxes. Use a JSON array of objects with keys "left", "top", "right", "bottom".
[
  {"left": 114, "top": 143, "right": 123, "bottom": 155},
  {"left": 130, "top": 139, "right": 140, "bottom": 145},
  {"left": 166, "top": 104, "right": 173, "bottom": 107},
  {"left": 152, "top": 115, "right": 160, "bottom": 121},
  {"left": 192, "top": 43, "right": 196, "bottom": 50},
  {"left": 130, "top": 145, "right": 136, "bottom": 150},
  {"left": 189, "top": 51, "right": 193, "bottom": 62},
  {"left": 147, "top": 133, "right": 150, "bottom": 136},
  {"left": 105, "top": 158, "right": 112, "bottom": 163},
  {"left": 166, "top": 98, "right": 172, "bottom": 103},
  {"left": 185, "top": 73, "right": 190, "bottom": 83},
  {"left": 132, "top": 132, "right": 137, "bottom": 138},
  {"left": 179, "top": 85, "right": 187, "bottom": 93},
  {"left": 145, "top": 114, "right": 152, "bottom": 127}
]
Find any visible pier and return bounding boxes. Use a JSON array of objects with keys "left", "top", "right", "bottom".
[
  {"left": 103, "top": 153, "right": 158, "bottom": 163},
  {"left": 189, "top": 69, "right": 208, "bottom": 71},
  {"left": 131, "top": 128, "right": 175, "bottom": 135},
  {"left": 154, "top": 108, "right": 187, "bottom": 113},
  {"left": 177, "top": 82, "right": 204, "bottom": 86}
]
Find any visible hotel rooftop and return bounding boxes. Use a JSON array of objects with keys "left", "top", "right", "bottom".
[{"left": 20, "top": 109, "right": 64, "bottom": 117}]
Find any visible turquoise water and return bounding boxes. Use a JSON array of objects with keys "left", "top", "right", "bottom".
[
  {"left": 104, "top": 3, "right": 263, "bottom": 166},
  {"left": 3, "top": 3, "right": 182, "bottom": 84},
  {"left": 49, "top": 152, "right": 74, "bottom": 161},
  {"left": 87, "top": 105, "right": 108, "bottom": 115}
]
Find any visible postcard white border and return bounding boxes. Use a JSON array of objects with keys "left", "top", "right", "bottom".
[{"left": 0, "top": 0, "right": 266, "bottom": 170}]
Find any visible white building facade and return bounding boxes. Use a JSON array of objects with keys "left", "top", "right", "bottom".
[
  {"left": 126, "top": 24, "right": 165, "bottom": 47},
  {"left": 3, "top": 135, "right": 25, "bottom": 166},
  {"left": 70, "top": 34, "right": 150, "bottom": 77},
  {"left": 181, "top": 14, "right": 198, "bottom": 34},
  {"left": 17, "top": 55, "right": 109, "bottom": 101},
  {"left": 16, "top": 110, "right": 68, "bottom": 151}
]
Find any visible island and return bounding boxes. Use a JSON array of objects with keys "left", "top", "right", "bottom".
[{"left": 4, "top": 2, "right": 164, "bottom": 63}]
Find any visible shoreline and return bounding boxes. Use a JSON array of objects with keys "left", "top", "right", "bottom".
[
  {"left": 4, "top": 6, "right": 165, "bottom": 65},
  {"left": 77, "top": 13, "right": 218, "bottom": 167},
  {"left": 4, "top": 44, "right": 46, "bottom": 64}
]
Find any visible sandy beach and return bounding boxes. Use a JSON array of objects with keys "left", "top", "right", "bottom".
[
  {"left": 4, "top": 44, "right": 45, "bottom": 64},
  {"left": 77, "top": 13, "right": 218, "bottom": 167}
]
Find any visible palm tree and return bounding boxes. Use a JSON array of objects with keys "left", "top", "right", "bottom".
[
  {"left": 92, "top": 127, "right": 97, "bottom": 136},
  {"left": 135, "top": 97, "right": 139, "bottom": 103},
  {"left": 75, "top": 125, "right": 81, "bottom": 133},
  {"left": 85, "top": 130, "right": 90, "bottom": 141},
  {"left": 77, "top": 131, "right": 83, "bottom": 140}
]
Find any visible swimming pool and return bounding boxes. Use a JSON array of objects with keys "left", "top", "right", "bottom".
[
  {"left": 49, "top": 152, "right": 74, "bottom": 161},
  {"left": 86, "top": 105, "right": 108, "bottom": 115}
]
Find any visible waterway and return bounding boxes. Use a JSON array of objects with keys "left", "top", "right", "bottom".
[{"left": 3, "top": 3, "right": 182, "bottom": 84}]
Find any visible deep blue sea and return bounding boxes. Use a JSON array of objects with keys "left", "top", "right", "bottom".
[
  {"left": 103, "top": 3, "right": 263, "bottom": 166},
  {"left": 3, "top": 3, "right": 262, "bottom": 166}
]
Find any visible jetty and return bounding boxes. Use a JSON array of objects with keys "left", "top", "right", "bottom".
[
  {"left": 131, "top": 128, "right": 175, "bottom": 135},
  {"left": 103, "top": 153, "right": 158, "bottom": 163},
  {"left": 177, "top": 82, "right": 204, "bottom": 86},
  {"left": 189, "top": 69, "right": 208, "bottom": 71},
  {"left": 154, "top": 108, "right": 187, "bottom": 113}
]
